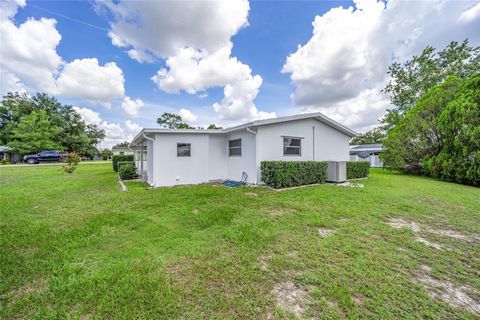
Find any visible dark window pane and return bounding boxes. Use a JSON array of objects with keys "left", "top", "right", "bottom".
[
  {"left": 284, "top": 137, "right": 301, "bottom": 147},
  {"left": 177, "top": 143, "right": 191, "bottom": 157},
  {"left": 229, "top": 139, "right": 241, "bottom": 148},
  {"left": 283, "top": 137, "right": 301, "bottom": 155},
  {"left": 229, "top": 147, "right": 241, "bottom": 156},
  {"left": 284, "top": 147, "right": 300, "bottom": 155},
  {"left": 228, "top": 139, "right": 241, "bottom": 156}
]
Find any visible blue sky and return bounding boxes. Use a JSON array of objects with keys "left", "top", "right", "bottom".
[{"left": 1, "top": 0, "right": 479, "bottom": 146}]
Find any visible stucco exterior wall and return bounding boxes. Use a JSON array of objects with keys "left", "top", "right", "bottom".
[
  {"left": 152, "top": 133, "right": 211, "bottom": 187},
  {"left": 226, "top": 130, "right": 257, "bottom": 184},
  {"left": 256, "top": 118, "right": 350, "bottom": 163},
  {"left": 208, "top": 135, "right": 228, "bottom": 181}
]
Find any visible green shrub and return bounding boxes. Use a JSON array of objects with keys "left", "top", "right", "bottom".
[
  {"left": 117, "top": 161, "right": 134, "bottom": 172},
  {"left": 260, "top": 161, "right": 327, "bottom": 189},
  {"left": 346, "top": 161, "right": 370, "bottom": 179},
  {"left": 119, "top": 163, "right": 137, "bottom": 180},
  {"left": 1, "top": 159, "right": 11, "bottom": 165},
  {"left": 112, "top": 154, "right": 134, "bottom": 171}
]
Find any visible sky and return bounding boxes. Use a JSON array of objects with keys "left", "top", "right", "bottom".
[{"left": 1, "top": 0, "right": 479, "bottom": 147}]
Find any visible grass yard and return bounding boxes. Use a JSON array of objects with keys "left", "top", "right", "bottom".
[{"left": 0, "top": 163, "right": 479, "bottom": 319}]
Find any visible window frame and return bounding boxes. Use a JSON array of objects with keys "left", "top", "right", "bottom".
[
  {"left": 228, "top": 138, "right": 242, "bottom": 157},
  {"left": 283, "top": 136, "right": 302, "bottom": 156},
  {"left": 177, "top": 143, "right": 191, "bottom": 157}
]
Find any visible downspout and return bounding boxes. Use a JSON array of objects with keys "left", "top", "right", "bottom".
[
  {"left": 312, "top": 126, "right": 315, "bottom": 161},
  {"left": 246, "top": 127, "right": 258, "bottom": 184}
]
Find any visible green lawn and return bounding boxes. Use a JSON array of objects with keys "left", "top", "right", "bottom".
[{"left": 1, "top": 164, "right": 479, "bottom": 319}]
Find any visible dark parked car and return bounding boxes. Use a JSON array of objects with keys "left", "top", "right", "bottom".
[{"left": 23, "top": 150, "right": 66, "bottom": 164}]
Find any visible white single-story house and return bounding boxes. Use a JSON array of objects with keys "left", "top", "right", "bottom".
[
  {"left": 350, "top": 144, "right": 383, "bottom": 168},
  {"left": 129, "top": 113, "right": 357, "bottom": 187},
  {"left": 112, "top": 146, "right": 133, "bottom": 156}
]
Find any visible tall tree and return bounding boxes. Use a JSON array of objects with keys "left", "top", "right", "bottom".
[
  {"left": 157, "top": 112, "right": 193, "bottom": 129},
  {"left": 207, "top": 124, "right": 222, "bottom": 129},
  {"left": 114, "top": 141, "right": 130, "bottom": 148},
  {"left": 9, "top": 110, "right": 62, "bottom": 154},
  {"left": 0, "top": 93, "right": 105, "bottom": 154},
  {"left": 351, "top": 128, "right": 385, "bottom": 145},
  {"left": 382, "top": 40, "right": 480, "bottom": 131}
]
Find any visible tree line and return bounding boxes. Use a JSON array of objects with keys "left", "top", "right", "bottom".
[
  {"left": 355, "top": 39, "right": 479, "bottom": 186},
  {"left": 0, "top": 93, "right": 105, "bottom": 157}
]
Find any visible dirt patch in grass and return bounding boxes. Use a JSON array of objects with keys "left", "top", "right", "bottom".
[
  {"left": 9, "top": 278, "right": 48, "bottom": 302},
  {"left": 388, "top": 218, "right": 478, "bottom": 243},
  {"left": 337, "top": 182, "right": 364, "bottom": 188},
  {"left": 259, "top": 255, "right": 270, "bottom": 271},
  {"left": 264, "top": 207, "right": 296, "bottom": 217},
  {"left": 415, "top": 237, "right": 444, "bottom": 250},
  {"left": 244, "top": 192, "right": 258, "bottom": 197},
  {"left": 414, "top": 265, "right": 480, "bottom": 316},
  {"left": 318, "top": 228, "right": 335, "bottom": 237},
  {"left": 271, "top": 281, "right": 310, "bottom": 318}
]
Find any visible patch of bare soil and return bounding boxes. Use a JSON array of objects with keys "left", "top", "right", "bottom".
[
  {"left": 244, "top": 192, "right": 258, "bottom": 197},
  {"left": 272, "top": 281, "right": 310, "bottom": 318},
  {"left": 337, "top": 182, "right": 364, "bottom": 188},
  {"left": 415, "top": 237, "right": 444, "bottom": 250},
  {"left": 388, "top": 218, "right": 421, "bottom": 232},
  {"left": 318, "top": 228, "right": 335, "bottom": 237},
  {"left": 266, "top": 208, "right": 296, "bottom": 217},
  {"left": 259, "top": 255, "right": 270, "bottom": 271},
  {"left": 414, "top": 265, "right": 480, "bottom": 316},
  {"left": 9, "top": 278, "right": 48, "bottom": 303},
  {"left": 387, "top": 218, "right": 478, "bottom": 243}
]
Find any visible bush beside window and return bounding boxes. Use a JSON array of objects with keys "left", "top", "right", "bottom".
[
  {"left": 260, "top": 161, "right": 327, "bottom": 189},
  {"left": 346, "top": 161, "right": 370, "bottom": 179},
  {"left": 118, "top": 163, "right": 137, "bottom": 180},
  {"left": 112, "top": 155, "right": 134, "bottom": 171}
]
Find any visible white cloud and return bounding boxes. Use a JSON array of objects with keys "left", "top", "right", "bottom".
[
  {"left": 459, "top": 2, "right": 480, "bottom": 23},
  {"left": 120, "top": 96, "right": 144, "bottom": 116},
  {"left": 73, "top": 105, "right": 135, "bottom": 148},
  {"left": 127, "top": 49, "right": 155, "bottom": 63},
  {"left": 178, "top": 108, "right": 197, "bottom": 123},
  {"left": 0, "top": 14, "right": 62, "bottom": 93},
  {"left": 73, "top": 106, "right": 102, "bottom": 125},
  {"left": 56, "top": 58, "right": 125, "bottom": 105},
  {"left": 0, "top": 2, "right": 129, "bottom": 107},
  {"left": 101, "top": 0, "right": 249, "bottom": 58},
  {"left": 99, "top": 0, "right": 274, "bottom": 122},
  {"left": 0, "top": 67, "right": 27, "bottom": 96},
  {"left": 125, "top": 120, "right": 141, "bottom": 132},
  {"left": 0, "top": 0, "right": 25, "bottom": 21},
  {"left": 282, "top": 0, "right": 480, "bottom": 131}
]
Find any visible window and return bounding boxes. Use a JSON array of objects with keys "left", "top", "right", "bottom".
[
  {"left": 119, "top": 151, "right": 125, "bottom": 155},
  {"left": 228, "top": 139, "right": 241, "bottom": 156},
  {"left": 177, "top": 143, "right": 191, "bottom": 157},
  {"left": 283, "top": 137, "right": 301, "bottom": 156}
]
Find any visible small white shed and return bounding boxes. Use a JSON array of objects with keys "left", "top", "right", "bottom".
[{"left": 130, "top": 113, "right": 357, "bottom": 187}]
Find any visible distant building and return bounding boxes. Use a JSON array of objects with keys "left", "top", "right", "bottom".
[
  {"left": 0, "top": 146, "right": 20, "bottom": 163},
  {"left": 111, "top": 146, "right": 133, "bottom": 156},
  {"left": 350, "top": 144, "right": 383, "bottom": 168}
]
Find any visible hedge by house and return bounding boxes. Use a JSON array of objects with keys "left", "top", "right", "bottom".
[
  {"left": 346, "top": 161, "right": 370, "bottom": 179},
  {"left": 119, "top": 163, "right": 137, "bottom": 180},
  {"left": 112, "top": 155, "right": 134, "bottom": 172},
  {"left": 117, "top": 161, "right": 134, "bottom": 172},
  {"left": 260, "top": 161, "right": 327, "bottom": 189}
]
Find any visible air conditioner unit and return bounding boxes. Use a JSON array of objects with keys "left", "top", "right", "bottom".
[{"left": 326, "top": 161, "right": 346, "bottom": 183}]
